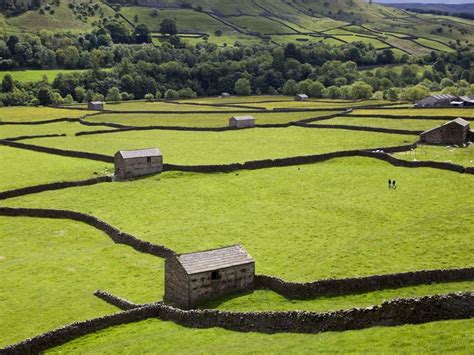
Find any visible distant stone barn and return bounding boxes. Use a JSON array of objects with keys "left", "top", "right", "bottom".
[
  {"left": 114, "top": 148, "right": 163, "bottom": 179},
  {"left": 164, "top": 245, "right": 255, "bottom": 309},
  {"left": 295, "top": 94, "right": 309, "bottom": 101},
  {"left": 420, "top": 118, "right": 470, "bottom": 145},
  {"left": 88, "top": 101, "right": 104, "bottom": 110},
  {"left": 414, "top": 94, "right": 457, "bottom": 108},
  {"left": 229, "top": 116, "right": 255, "bottom": 128}
]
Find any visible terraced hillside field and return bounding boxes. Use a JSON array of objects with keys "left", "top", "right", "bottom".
[{"left": 0, "top": 97, "right": 473, "bottom": 353}]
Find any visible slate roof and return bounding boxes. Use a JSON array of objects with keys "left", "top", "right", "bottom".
[
  {"left": 296, "top": 94, "right": 308, "bottom": 98},
  {"left": 459, "top": 96, "right": 474, "bottom": 104},
  {"left": 230, "top": 116, "right": 255, "bottom": 121},
  {"left": 421, "top": 118, "right": 470, "bottom": 135},
  {"left": 90, "top": 101, "right": 104, "bottom": 105},
  {"left": 430, "top": 94, "right": 457, "bottom": 101},
  {"left": 177, "top": 245, "right": 254, "bottom": 275},
  {"left": 117, "top": 148, "right": 162, "bottom": 159}
]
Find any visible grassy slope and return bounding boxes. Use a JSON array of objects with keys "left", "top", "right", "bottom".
[
  {"left": 395, "top": 145, "right": 474, "bottom": 167},
  {"left": 70, "top": 101, "right": 256, "bottom": 112},
  {"left": 0, "top": 146, "right": 111, "bottom": 190},
  {"left": 85, "top": 111, "right": 340, "bottom": 127},
  {"left": 352, "top": 108, "right": 474, "bottom": 118},
  {"left": 0, "top": 69, "right": 88, "bottom": 83},
  {"left": 4, "top": 157, "right": 473, "bottom": 281},
  {"left": 316, "top": 116, "right": 447, "bottom": 131},
  {"left": 20, "top": 128, "right": 416, "bottom": 165},
  {"left": 0, "top": 107, "right": 86, "bottom": 123},
  {"left": 47, "top": 318, "right": 474, "bottom": 354},
  {"left": 0, "top": 120, "right": 107, "bottom": 139}
]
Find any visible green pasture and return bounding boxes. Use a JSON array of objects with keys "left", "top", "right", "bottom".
[
  {"left": 0, "top": 69, "right": 89, "bottom": 83},
  {"left": 84, "top": 111, "right": 339, "bottom": 127},
  {"left": 270, "top": 34, "right": 324, "bottom": 45},
  {"left": 70, "top": 101, "right": 256, "bottom": 112},
  {"left": 4, "top": 157, "right": 472, "bottom": 280},
  {"left": 249, "top": 99, "right": 387, "bottom": 110},
  {"left": 0, "top": 107, "right": 86, "bottom": 123},
  {"left": 226, "top": 16, "right": 296, "bottom": 34},
  {"left": 47, "top": 318, "right": 474, "bottom": 353},
  {"left": 0, "top": 216, "right": 160, "bottom": 347},
  {"left": 0, "top": 146, "right": 111, "bottom": 191},
  {"left": 177, "top": 95, "right": 310, "bottom": 105},
  {"left": 20, "top": 128, "right": 416, "bottom": 165},
  {"left": 316, "top": 116, "right": 446, "bottom": 131},
  {"left": 0, "top": 120, "right": 105, "bottom": 140},
  {"left": 333, "top": 35, "right": 389, "bottom": 49},
  {"left": 414, "top": 38, "right": 455, "bottom": 52},
  {"left": 395, "top": 145, "right": 474, "bottom": 167},
  {"left": 352, "top": 108, "right": 474, "bottom": 118}
]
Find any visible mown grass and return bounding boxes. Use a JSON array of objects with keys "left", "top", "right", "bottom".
[
  {"left": 0, "top": 107, "right": 86, "bottom": 123},
  {"left": 46, "top": 318, "right": 474, "bottom": 354},
  {"left": 316, "top": 116, "right": 447, "bottom": 131},
  {"left": 0, "top": 69, "right": 89, "bottom": 83},
  {"left": 226, "top": 16, "right": 296, "bottom": 34},
  {"left": 352, "top": 108, "right": 474, "bottom": 118},
  {"left": 414, "top": 38, "right": 455, "bottom": 52},
  {"left": 0, "top": 120, "right": 106, "bottom": 139},
  {"left": 69, "top": 101, "right": 256, "bottom": 112},
  {"left": 247, "top": 99, "right": 387, "bottom": 109},
  {"left": 0, "top": 146, "right": 111, "bottom": 190},
  {"left": 22, "top": 128, "right": 416, "bottom": 165},
  {"left": 85, "top": 111, "right": 340, "bottom": 127},
  {"left": 394, "top": 144, "right": 474, "bottom": 167},
  {"left": 333, "top": 35, "right": 390, "bottom": 49},
  {"left": 5, "top": 157, "right": 472, "bottom": 282},
  {"left": 0, "top": 216, "right": 161, "bottom": 347}
]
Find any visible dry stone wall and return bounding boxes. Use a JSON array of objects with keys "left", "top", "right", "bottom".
[{"left": 2, "top": 292, "right": 472, "bottom": 354}]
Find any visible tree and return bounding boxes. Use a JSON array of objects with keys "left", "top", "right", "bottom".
[
  {"left": 234, "top": 78, "right": 251, "bottom": 96},
  {"left": 133, "top": 24, "right": 151, "bottom": 44},
  {"left": 401, "top": 85, "right": 429, "bottom": 101},
  {"left": 385, "top": 87, "right": 399, "bottom": 101},
  {"left": 164, "top": 89, "right": 179, "bottom": 99},
  {"left": 308, "top": 81, "right": 325, "bottom": 98},
  {"left": 160, "top": 19, "right": 177, "bottom": 36},
  {"left": 37, "top": 86, "right": 53, "bottom": 105},
  {"left": 74, "top": 86, "right": 86, "bottom": 103},
  {"left": 144, "top": 93, "right": 154, "bottom": 101},
  {"left": 106, "top": 87, "right": 121, "bottom": 102},
  {"left": 282, "top": 79, "right": 297, "bottom": 96},
  {"left": 349, "top": 81, "right": 373, "bottom": 100},
  {"left": 1, "top": 74, "right": 15, "bottom": 92}
]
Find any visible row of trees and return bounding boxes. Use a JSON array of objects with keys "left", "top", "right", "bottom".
[{"left": 0, "top": 34, "right": 473, "bottom": 106}]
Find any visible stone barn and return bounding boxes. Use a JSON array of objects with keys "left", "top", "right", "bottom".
[
  {"left": 229, "top": 115, "right": 255, "bottom": 128},
  {"left": 295, "top": 94, "right": 309, "bottom": 101},
  {"left": 114, "top": 148, "right": 163, "bottom": 179},
  {"left": 420, "top": 118, "right": 470, "bottom": 145},
  {"left": 88, "top": 101, "right": 104, "bottom": 110},
  {"left": 164, "top": 245, "right": 255, "bottom": 309},
  {"left": 414, "top": 94, "right": 457, "bottom": 108}
]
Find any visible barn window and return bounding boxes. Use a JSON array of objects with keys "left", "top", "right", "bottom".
[
  {"left": 147, "top": 157, "right": 151, "bottom": 164},
  {"left": 211, "top": 270, "right": 221, "bottom": 280}
]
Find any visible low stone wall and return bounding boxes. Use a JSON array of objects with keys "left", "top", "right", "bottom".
[
  {"left": 94, "top": 290, "right": 139, "bottom": 310},
  {"left": 255, "top": 267, "right": 474, "bottom": 299},
  {"left": 2, "top": 292, "right": 472, "bottom": 354},
  {"left": 0, "top": 176, "right": 112, "bottom": 201},
  {"left": 0, "top": 207, "right": 175, "bottom": 259},
  {"left": 0, "top": 139, "right": 114, "bottom": 163}
]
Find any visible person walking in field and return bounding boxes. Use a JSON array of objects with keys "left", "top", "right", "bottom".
[
  {"left": 388, "top": 179, "right": 392, "bottom": 188},
  {"left": 392, "top": 180, "right": 396, "bottom": 189}
]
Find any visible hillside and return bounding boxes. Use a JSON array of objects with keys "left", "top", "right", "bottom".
[{"left": 1, "top": 0, "right": 473, "bottom": 55}]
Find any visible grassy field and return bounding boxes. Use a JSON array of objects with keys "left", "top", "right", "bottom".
[
  {"left": 1, "top": 99, "right": 472, "bottom": 352},
  {"left": 84, "top": 111, "right": 340, "bottom": 127},
  {"left": 395, "top": 145, "right": 474, "bottom": 167},
  {"left": 414, "top": 38, "right": 455, "bottom": 52},
  {"left": 351, "top": 108, "right": 474, "bottom": 118},
  {"left": 47, "top": 318, "right": 474, "bottom": 353},
  {"left": 70, "top": 101, "right": 257, "bottom": 112},
  {"left": 0, "top": 146, "right": 111, "bottom": 190},
  {"left": 315, "top": 116, "right": 446, "bottom": 131},
  {"left": 20, "top": 129, "right": 416, "bottom": 165},
  {"left": 0, "top": 107, "right": 86, "bottom": 123},
  {"left": 0, "top": 69, "right": 89, "bottom": 82}
]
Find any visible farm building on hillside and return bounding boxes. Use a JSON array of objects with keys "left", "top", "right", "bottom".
[
  {"left": 456, "top": 96, "right": 474, "bottom": 107},
  {"left": 88, "top": 101, "right": 104, "bottom": 110},
  {"left": 295, "top": 94, "right": 309, "bottom": 101},
  {"left": 114, "top": 148, "right": 163, "bottom": 179},
  {"left": 221, "top": 92, "right": 231, "bottom": 98},
  {"left": 420, "top": 118, "right": 470, "bottom": 145},
  {"left": 164, "top": 245, "right": 255, "bottom": 309},
  {"left": 229, "top": 115, "right": 255, "bottom": 128},
  {"left": 414, "top": 94, "right": 457, "bottom": 108}
]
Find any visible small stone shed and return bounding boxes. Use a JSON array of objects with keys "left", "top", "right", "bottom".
[
  {"left": 295, "top": 94, "right": 309, "bottom": 101},
  {"left": 164, "top": 245, "right": 255, "bottom": 309},
  {"left": 88, "top": 101, "right": 104, "bottom": 110},
  {"left": 221, "top": 92, "right": 231, "bottom": 98},
  {"left": 414, "top": 94, "right": 457, "bottom": 108},
  {"left": 229, "top": 115, "right": 255, "bottom": 128},
  {"left": 420, "top": 118, "right": 470, "bottom": 145},
  {"left": 114, "top": 148, "right": 163, "bottom": 179}
]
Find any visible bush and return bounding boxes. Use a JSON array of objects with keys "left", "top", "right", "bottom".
[
  {"left": 164, "top": 89, "right": 179, "bottom": 99},
  {"left": 144, "top": 93, "right": 154, "bottom": 101},
  {"left": 234, "top": 78, "right": 251, "bottom": 96},
  {"left": 177, "top": 87, "right": 197, "bottom": 99}
]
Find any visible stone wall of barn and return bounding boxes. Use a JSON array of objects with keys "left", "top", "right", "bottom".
[
  {"left": 186, "top": 263, "right": 255, "bottom": 308},
  {"left": 164, "top": 258, "right": 190, "bottom": 308},
  {"left": 421, "top": 123, "right": 469, "bottom": 145},
  {"left": 229, "top": 118, "right": 255, "bottom": 128},
  {"left": 115, "top": 156, "right": 163, "bottom": 179}
]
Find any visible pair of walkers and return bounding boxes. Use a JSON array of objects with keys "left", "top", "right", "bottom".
[{"left": 388, "top": 179, "right": 397, "bottom": 189}]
